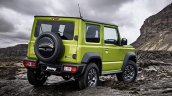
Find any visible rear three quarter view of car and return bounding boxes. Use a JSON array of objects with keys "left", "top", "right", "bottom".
[{"left": 23, "top": 16, "right": 138, "bottom": 89}]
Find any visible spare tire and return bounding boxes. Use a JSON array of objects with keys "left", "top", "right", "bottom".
[{"left": 34, "top": 32, "right": 64, "bottom": 62}]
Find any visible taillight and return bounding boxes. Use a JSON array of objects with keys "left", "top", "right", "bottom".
[
  {"left": 64, "top": 66, "right": 77, "bottom": 73},
  {"left": 23, "top": 60, "right": 36, "bottom": 68}
]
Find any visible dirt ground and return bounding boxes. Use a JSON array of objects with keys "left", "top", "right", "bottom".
[{"left": 1, "top": 61, "right": 172, "bottom": 96}]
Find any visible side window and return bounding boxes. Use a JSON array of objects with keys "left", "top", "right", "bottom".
[
  {"left": 104, "top": 27, "right": 118, "bottom": 44},
  {"left": 86, "top": 24, "right": 100, "bottom": 43}
]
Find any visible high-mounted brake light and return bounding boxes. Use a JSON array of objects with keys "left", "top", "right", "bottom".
[
  {"left": 23, "top": 60, "right": 36, "bottom": 68},
  {"left": 64, "top": 66, "right": 77, "bottom": 73}
]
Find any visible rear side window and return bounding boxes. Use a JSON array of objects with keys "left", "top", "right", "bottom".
[
  {"left": 86, "top": 24, "right": 100, "bottom": 43},
  {"left": 35, "top": 21, "right": 74, "bottom": 40}
]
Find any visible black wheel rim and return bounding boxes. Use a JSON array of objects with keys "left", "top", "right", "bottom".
[
  {"left": 123, "top": 65, "right": 135, "bottom": 81},
  {"left": 87, "top": 68, "right": 97, "bottom": 87}
]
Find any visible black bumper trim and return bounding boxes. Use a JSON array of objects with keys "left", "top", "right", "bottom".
[
  {"left": 38, "top": 61, "right": 86, "bottom": 76},
  {"left": 24, "top": 58, "right": 86, "bottom": 76},
  {"left": 62, "top": 64, "right": 86, "bottom": 75}
]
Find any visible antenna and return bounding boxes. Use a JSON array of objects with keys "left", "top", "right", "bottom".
[{"left": 77, "top": 3, "right": 83, "bottom": 18}]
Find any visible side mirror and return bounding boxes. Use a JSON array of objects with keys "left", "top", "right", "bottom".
[{"left": 121, "top": 38, "right": 127, "bottom": 45}]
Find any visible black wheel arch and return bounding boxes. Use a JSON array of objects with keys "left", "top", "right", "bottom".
[
  {"left": 122, "top": 52, "right": 137, "bottom": 71},
  {"left": 81, "top": 52, "right": 102, "bottom": 76}
]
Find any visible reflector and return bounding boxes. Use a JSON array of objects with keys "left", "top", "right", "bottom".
[
  {"left": 23, "top": 60, "right": 36, "bottom": 68},
  {"left": 64, "top": 66, "right": 77, "bottom": 73}
]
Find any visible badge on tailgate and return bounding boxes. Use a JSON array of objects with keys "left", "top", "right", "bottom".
[{"left": 46, "top": 66, "right": 56, "bottom": 71}]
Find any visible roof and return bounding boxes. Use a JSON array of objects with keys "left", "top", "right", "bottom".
[{"left": 34, "top": 15, "right": 118, "bottom": 27}]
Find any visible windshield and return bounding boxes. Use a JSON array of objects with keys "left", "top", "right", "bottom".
[{"left": 34, "top": 21, "right": 74, "bottom": 40}]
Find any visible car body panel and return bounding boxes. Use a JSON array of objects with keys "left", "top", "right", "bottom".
[
  {"left": 27, "top": 17, "right": 80, "bottom": 63},
  {"left": 27, "top": 16, "right": 135, "bottom": 75}
]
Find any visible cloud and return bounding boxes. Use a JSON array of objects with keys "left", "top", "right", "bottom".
[
  {"left": 0, "top": 8, "right": 33, "bottom": 39},
  {"left": 0, "top": 33, "right": 29, "bottom": 48},
  {"left": 78, "top": 0, "right": 134, "bottom": 22},
  {"left": 80, "top": 0, "right": 133, "bottom": 12},
  {"left": 0, "top": 32, "right": 29, "bottom": 40},
  {"left": 0, "top": 18, "right": 15, "bottom": 32},
  {"left": 0, "top": 0, "right": 134, "bottom": 48},
  {"left": 0, "top": 0, "right": 171, "bottom": 48},
  {"left": 0, "top": 0, "right": 50, "bottom": 16}
]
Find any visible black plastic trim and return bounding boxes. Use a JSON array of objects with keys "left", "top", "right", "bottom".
[
  {"left": 38, "top": 61, "right": 86, "bottom": 76},
  {"left": 74, "top": 35, "right": 78, "bottom": 41},
  {"left": 122, "top": 52, "right": 136, "bottom": 71},
  {"left": 81, "top": 52, "right": 101, "bottom": 64},
  {"left": 23, "top": 58, "right": 86, "bottom": 76},
  {"left": 62, "top": 64, "right": 86, "bottom": 75},
  {"left": 102, "top": 70, "right": 122, "bottom": 76}
]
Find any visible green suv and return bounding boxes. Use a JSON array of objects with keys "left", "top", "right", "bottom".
[{"left": 23, "top": 16, "right": 138, "bottom": 89}]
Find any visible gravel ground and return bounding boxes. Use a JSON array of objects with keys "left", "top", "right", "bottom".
[{"left": 1, "top": 62, "right": 172, "bottom": 96}]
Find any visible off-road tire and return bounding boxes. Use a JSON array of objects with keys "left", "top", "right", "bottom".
[
  {"left": 78, "top": 63, "right": 99, "bottom": 89},
  {"left": 34, "top": 32, "right": 64, "bottom": 62},
  {"left": 116, "top": 60, "right": 137, "bottom": 83},
  {"left": 27, "top": 69, "right": 47, "bottom": 86}
]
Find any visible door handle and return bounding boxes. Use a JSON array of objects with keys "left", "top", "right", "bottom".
[
  {"left": 105, "top": 48, "right": 109, "bottom": 53},
  {"left": 105, "top": 48, "right": 109, "bottom": 51}
]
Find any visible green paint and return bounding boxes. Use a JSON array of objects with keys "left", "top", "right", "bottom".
[{"left": 27, "top": 16, "right": 135, "bottom": 73}]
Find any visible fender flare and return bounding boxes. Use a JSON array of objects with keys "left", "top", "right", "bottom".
[
  {"left": 81, "top": 52, "right": 102, "bottom": 75},
  {"left": 122, "top": 52, "right": 136, "bottom": 71},
  {"left": 81, "top": 52, "right": 101, "bottom": 64}
]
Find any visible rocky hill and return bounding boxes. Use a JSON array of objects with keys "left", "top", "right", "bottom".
[
  {"left": 132, "top": 3, "right": 172, "bottom": 51},
  {"left": 0, "top": 44, "right": 27, "bottom": 62}
]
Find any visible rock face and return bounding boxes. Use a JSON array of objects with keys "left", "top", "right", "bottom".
[
  {"left": 136, "top": 50, "right": 172, "bottom": 66},
  {"left": 132, "top": 3, "right": 172, "bottom": 51},
  {"left": 0, "top": 44, "right": 28, "bottom": 61}
]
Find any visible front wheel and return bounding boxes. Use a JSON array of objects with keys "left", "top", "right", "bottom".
[
  {"left": 27, "top": 69, "right": 47, "bottom": 86},
  {"left": 116, "top": 60, "right": 137, "bottom": 83},
  {"left": 78, "top": 63, "right": 99, "bottom": 89}
]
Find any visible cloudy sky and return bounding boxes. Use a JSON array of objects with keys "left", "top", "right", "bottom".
[{"left": 0, "top": 0, "right": 171, "bottom": 48}]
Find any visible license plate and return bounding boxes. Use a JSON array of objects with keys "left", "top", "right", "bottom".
[{"left": 46, "top": 66, "right": 56, "bottom": 71}]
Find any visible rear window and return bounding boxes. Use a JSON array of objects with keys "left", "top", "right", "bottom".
[{"left": 34, "top": 21, "right": 74, "bottom": 40}]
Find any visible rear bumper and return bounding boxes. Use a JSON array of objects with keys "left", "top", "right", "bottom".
[{"left": 23, "top": 58, "right": 86, "bottom": 76}]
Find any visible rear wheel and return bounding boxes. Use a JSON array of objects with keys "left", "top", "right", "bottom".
[
  {"left": 78, "top": 63, "right": 99, "bottom": 89},
  {"left": 27, "top": 69, "right": 47, "bottom": 86},
  {"left": 116, "top": 60, "right": 137, "bottom": 82}
]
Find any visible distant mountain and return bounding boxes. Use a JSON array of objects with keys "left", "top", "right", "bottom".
[
  {"left": 132, "top": 3, "right": 172, "bottom": 51},
  {"left": 0, "top": 44, "right": 28, "bottom": 61}
]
